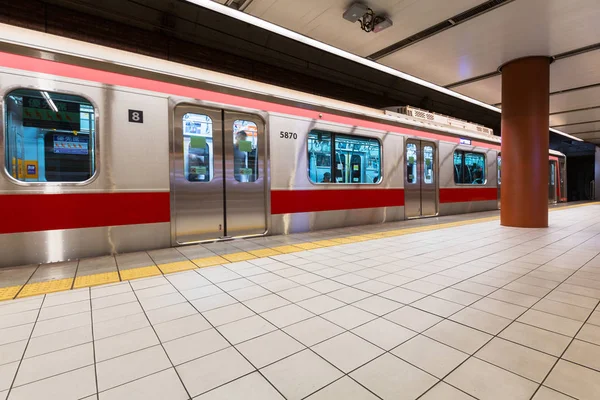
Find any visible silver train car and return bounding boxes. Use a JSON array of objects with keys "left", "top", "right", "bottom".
[{"left": 0, "top": 24, "right": 566, "bottom": 267}]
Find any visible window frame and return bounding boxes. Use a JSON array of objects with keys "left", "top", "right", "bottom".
[
  {"left": 452, "top": 149, "right": 487, "bottom": 186},
  {"left": 306, "top": 129, "right": 383, "bottom": 185},
  {"left": 2, "top": 86, "right": 100, "bottom": 186}
]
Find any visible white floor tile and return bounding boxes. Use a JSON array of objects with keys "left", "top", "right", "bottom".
[
  {"left": 350, "top": 353, "right": 438, "bottom": 400},
  {"left": 95, "top": 327, "right": 159, "bottom": 362},
  {"left": 446, "top": 357, "right": 538, "bottom": 400},
  {"left": 163, "top": 328, "right": 229, "bottom": 365},
  {"left": 25, "top": 325, "right": 92, "bottom": 358},
  {"left": 243, "top": 294, "right": 290, "bottom": 313},
  {"left": 0, "top": 362, "right": 18, "bottom": 391},
  {"left": 236, "top": 330, "right": 305, "bottom": 368},
  {"left": 7, "top": 365, "right": 96, "bottom": 400},
  {"left": 14, "top": 343, "right": 93, "bottom": 387},
  {"left": 146, "top": 302, "right": 197, "bottom": 325},
  {"left": 93, "top": 313, "right": 149, "bottom": 340},
  {"left": 384, "top": 306, "right": 443, "bottom": 332},
  {"left": 352, "top": 296, "right": 403, "bottom": 316},
  {"left": 305, "top": 376, "right": 379, "bottom": 400},
  {"left": 419, "top": 382, "right": 477, "bottom": 400},
  {"left": 424, "top": 320, "right": 492, "bottom": 354},
  {"left": 202, "top": 303, "right": 254, "bottom": 326},
  {"left": 261, "top": 304, "right": 314, "bottom": 328},
  {"left": 99, "top": 368, "right": 188, "bottom": 400},
  {"left": 261, "top": 349, "right": 342, "bottom": 400},
  {"left": 312, "top": 332, "right": 384, "bottom": 373},
  {"left": 450, "top": 307, "right": 512, "bottom": 335},
  {"left": 283, "top": 317, "right": 345, "bottom": 347},
  {"left": 499, "top": 321, "right": 571, "bottom": 357},
  {"left": 217, "top": 315, "right": 277, "bottom": 344},
  {"left": 176, "top": 347, "right": 254, "bottom": 397},
  {"left": 96, "top": 345, "right": 171, "bottom": 391},
  {"left": 297, "top": 295, "right": 345, "bottom": 315},
  {"left": 475, "top": 337, "right": 557, "bottom": 382},
  {"left": 393, "top": 335, "right": 468, "bottom": 379},
  {"left": 154, "top": 314, "right": 211, "bottom": 342},
  {"left": 0, "top": 340, "right": 26, "bottom": 366},
  {"left": 321, "top": 305, "right": 376, "bottom": 330},
  {"left": 352, "top": 318, "right": 416, "bottom": 350},
  {"left": 195, "top": 372, "right": 284, "bottom": 400},
  {"left": 191, "top": 293, "right": 238, "bottom": 312}
]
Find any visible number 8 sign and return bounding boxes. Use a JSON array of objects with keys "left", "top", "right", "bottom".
[{"left": 128, "top": 109, "right": 144, "bottom": 123}]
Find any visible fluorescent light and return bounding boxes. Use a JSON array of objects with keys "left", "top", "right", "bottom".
[
  {"left": 183, "top": 0, "right": 584, "bottom": 142},
  {"left": 41, "top": 91, "right": 59, "bottom": 112}
]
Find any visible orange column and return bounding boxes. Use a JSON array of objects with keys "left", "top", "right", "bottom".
[{"left": 500, "top": 57, "right": 551, "bottom": 228}]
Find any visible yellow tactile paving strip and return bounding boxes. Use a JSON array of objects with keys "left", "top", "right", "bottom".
[
  {"left": 73, "top": 272, "right": 120, "bottom": 289},
  {"left": 0, "top": 202, "right": 597, "bottom": 301}
]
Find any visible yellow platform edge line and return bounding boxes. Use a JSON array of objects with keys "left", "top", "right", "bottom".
[
  {"left": 0, "top": 285, "right": 22, "bottom": 302},
  {"left": 158, "top": 260, "right": 197, "bottom": 274},
  {"left": 17, "top": 278, "right": 74, "bottom": 299},
  {"left": 73, "top": 272, "right": 120, "bottom": 289},
  {"left": 119, "top": 265, "right": 162, "bottom": 281}
]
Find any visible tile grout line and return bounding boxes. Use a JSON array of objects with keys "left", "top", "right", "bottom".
[
  {"left": 5, "top": 294, "right": 46, "bottom": 399},
  {"left": 124, "top": 279, "right": 194, "bottom": 400}
]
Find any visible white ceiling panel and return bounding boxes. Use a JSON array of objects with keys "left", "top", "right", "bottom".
[
  {"left": 244, "top": 0, "right": 484, "bottom": 57},
  {"left": 571, "top": 131, "right": 600, "bottom": 141},
  {"left": 379, "top": 0, "right": 600, "bottom": 85},
  {"left": 453, "top": 75, "right": 501, "bottom": 105},
  {"left": 550, "top": 108, "right": 600, "bottom": 127},
  {"left": 551, "top": 50, "right": 600, "bottom": 92},
  {"left": 550, "top": 86, "right": 600, "bottom": 114},
  {"left": 559, "top": 121, "right": 600, "bottom": 134}
]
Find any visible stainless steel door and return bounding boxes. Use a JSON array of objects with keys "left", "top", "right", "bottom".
[
  {"left": 171, "top": 106, "right": 267, "bottom": 244},
  {"left": 173, "top": 105, "right": 224, "bottom": 244},
  {"left": 405, "top": 140, "right": 421, "bottom": 218},
  {"left": 497, "top": 155, "right": 501, "bottom": 208},
  {"left": 548, "top": 161, "right": 557, "bottom": 204},
  {"left": 421, "top": 142, "right": 437, "bottom": 216},
  {"left": 224, "top": 111, "right": 267, "bottom": 237},
  {"left": 405, "top": 140, "right": 438, "bottom": 218}
]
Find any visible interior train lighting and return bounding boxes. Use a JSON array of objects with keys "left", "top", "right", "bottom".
[
  {"left": 192, "top": 0, "right": 582, "bottom": 142},
  {"left": 342, "top": 3, "right": 393, "bottom": 33},
  {"left": 41, "top": 91, "right": 59, "bottom": 112}
]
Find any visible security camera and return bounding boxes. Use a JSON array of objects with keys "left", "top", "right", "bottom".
[
  {"left": 373, "top": 17, "right": 393, "bottom": 33},
  {"left": 343, "top": 3, "right": 369, "bottom": 23}
]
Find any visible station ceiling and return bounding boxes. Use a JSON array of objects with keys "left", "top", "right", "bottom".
[
  {"left": 214, "top": 0, "right": 600, "bottom": 146},
  {"left": 1, "top": 0, "right": 597, "bottom": 154}
]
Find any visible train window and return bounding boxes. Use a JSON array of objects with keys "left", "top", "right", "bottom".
[
  {"left": 4, "top": 89, "right": 96, "bottom": 183},
  {"left": 183, "top": 113, "right": 213, "bottom": 182},
  {"left": 423, "top": 145, "right": 434, "bottom": 184},
  {"left": 454, "top": 150, "right": 485, "bottom": 185},
  {"left": 307, "top": 130, "right": 381, "bottom": 184},
  {"left": 406, "top": 143, "right": 418, "bottom": 184},
  {"left": 233, "top": 120, "right": 259, "bottom": 182}
]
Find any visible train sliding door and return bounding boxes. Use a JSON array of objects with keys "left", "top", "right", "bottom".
[
  {"left": 172, "top": 105, "right": 267, "bottom": 244},
  {"left": 405, "top": 140, "right": 438, "bottom": 218},
  {"left": 548, "top": 160, "right": 557, "bottom": 204}
]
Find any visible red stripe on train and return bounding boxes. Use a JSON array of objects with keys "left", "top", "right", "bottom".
[
  {"left": 439, "top": 187, "right": 498, "bottom": 203},
  {"left": 271, "top": 189, "right": 405, "bottom": 214},
  {"left": 0, "top": 192, "right": 170, "bottom": 234}
]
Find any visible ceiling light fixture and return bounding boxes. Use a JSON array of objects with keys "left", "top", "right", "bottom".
[
  {"left": 186, "top": 0, "right": 582, "bottom": 142},
  {"left": 342, "top": 3, "right": 393, "bottom": 33}
]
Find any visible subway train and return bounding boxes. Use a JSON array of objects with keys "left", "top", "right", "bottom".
[{"left": 0, "top": 24, "right": 566, "bottom": 267}]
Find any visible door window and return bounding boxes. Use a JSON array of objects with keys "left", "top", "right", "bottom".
[
  {"left": 233, "top": 120, "right": 258, "bottom": 182},
  {"left": 423, "top": 145, "right": 434, "bottom": 184},
  {"left": 183, "top": 113, "right": 213, "bottom": 182},
  {"left": 406, "top": 143, "right": 418, "bottom": 184}
]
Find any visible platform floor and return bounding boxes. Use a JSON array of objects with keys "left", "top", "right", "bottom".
[{"left": 1, "top": 203, "right": 600, "bottom": 399}]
